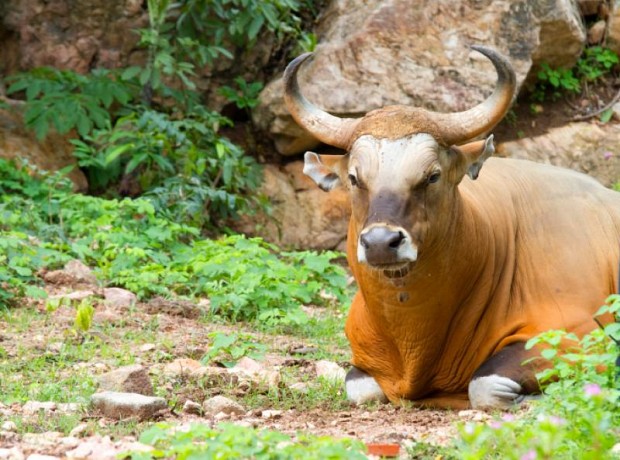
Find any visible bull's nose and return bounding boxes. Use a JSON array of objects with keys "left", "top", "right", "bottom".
[
  {"left": 358, "top": 226, "right": 409, "bottom": 266},
  {"left": 360, "top": 227, "right": 404, "bottom": 250}
]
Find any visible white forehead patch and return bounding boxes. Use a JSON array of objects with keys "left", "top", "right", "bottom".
[{"left": 350, "top": 134, "right": 440, "bottom": 186}]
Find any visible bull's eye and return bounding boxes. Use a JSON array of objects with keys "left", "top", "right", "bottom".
[
  {"left": 427, "top": 172, "right": 441, "bottom": 184},
  {"left": 348, "top": 174, "right": 359, "bottom": 187}
]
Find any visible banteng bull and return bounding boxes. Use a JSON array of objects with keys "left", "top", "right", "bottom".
[{"left": 283, "top": 46, "right": 620, "bottom": 409}]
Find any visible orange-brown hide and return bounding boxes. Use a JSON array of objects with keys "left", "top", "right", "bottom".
[{"left": 344, "top": 157, "right": 620, "bottom": 407}]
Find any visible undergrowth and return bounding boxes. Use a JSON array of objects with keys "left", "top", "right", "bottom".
[
  {"left": 0, "top": 159, "right": 349, "bottom": 329},
  {"left": 442, "top": 297, "right": 620, "bottom": 460}
]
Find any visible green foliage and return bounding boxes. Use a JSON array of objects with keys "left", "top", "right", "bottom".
[
  {"left": 0, "top": 159, "right": 348, "bottom": 325},
  {"left": 577, "top": 46, "right": 620, "bottom": 83},
  {"left": 531, "top": 46, "right": 619, "bottom": 103},
  {"left": 219, "top": 77, "right": 264, "bottom": 110},
  {"left": 129, "top": 422, "right": 367, "bottom": 459},
  {"left": 202, "top": 331, "right": 267, "bottom": 367},
  {"left": 176, "top": 0, "right": 303, "bottom": 50},
  {"left": 453, "top": 299, "right": 620, "bottom": 460},
  {"left": 532, "top": 63, "right": 580, "bottom": 102},
  {"left": 175, "top": 236, "right": 349, "bottom": 326},
  {"left": 6, "top": 68, "right": 133, "bottom": 139}
]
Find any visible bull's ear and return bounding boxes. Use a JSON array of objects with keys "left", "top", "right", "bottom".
[
  {"left": 449, "top": 135, "right": 495, "bottom": 181},
  {"left": 303, "top": 151, "right": 345, "bottom": 191}
]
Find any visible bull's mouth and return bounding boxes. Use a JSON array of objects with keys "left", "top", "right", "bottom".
[{"left": 370, "top": 262, "right": 413, "bottom": 279}]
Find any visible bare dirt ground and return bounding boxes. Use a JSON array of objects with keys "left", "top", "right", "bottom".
[{"left": 0, "top": 277, "right": 508, "bottom": 459}]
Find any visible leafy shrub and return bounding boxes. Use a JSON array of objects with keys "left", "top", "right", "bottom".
[
  {"left": 0, "top": 159, "right": 349, "bottom": 324},
  {"left": 5, "top": 68, "right": 133, "bottom": 139},
  {"left": 128, "top": 422, "right": 367, "bottom": 459},
  {"left": 202, "top": 331, "right": 267, "bottom": 367},
  {"left": 171, "top": 235, "right": 349, "bottom": 326},
  {"left": 454, "top": 299, "right": 620, "bottom": 459},
  {"left": 531, "top": 46, "right": 619, "bottom": 102}
]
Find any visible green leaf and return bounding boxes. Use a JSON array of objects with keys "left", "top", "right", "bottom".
[
  {"left": 121, "top": 66, "right": 143, "bottom": 81},
  {"left": 540, "top": 348, "right": 557, "bottom": 360},
  {"left": 105, "top": 144, "right": 133, "bottom": 165}
]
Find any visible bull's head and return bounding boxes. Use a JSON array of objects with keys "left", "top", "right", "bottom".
[{"left": 284, "top": 46, "right": 516, "bottom": 273}]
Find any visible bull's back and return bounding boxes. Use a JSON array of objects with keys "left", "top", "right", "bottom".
[{"left": 462, "top": 157, "right": 620, "bottom": 333}]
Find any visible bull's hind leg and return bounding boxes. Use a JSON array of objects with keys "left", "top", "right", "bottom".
[
  {"left": 345, "top": 366, "right": 388, "bottom": 405},
  {"left": 468, "top": 342, "right": 539, "bottom": 409}
]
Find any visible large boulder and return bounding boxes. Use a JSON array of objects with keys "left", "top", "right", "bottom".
[
  {"left": 0, "top": 109, "right": 87, "bottom": 190},
  {"left": 1, "top": 0, "right": 147, "bottom": 74},
  {"left": 496, "top": 122, "right": 620, "bottom": 187},
  {"left": 254, "top": 0, "right": 586, "bottom": 156},
  {"left": 232, "top": 162, "right": 351, "bottom": 250}
]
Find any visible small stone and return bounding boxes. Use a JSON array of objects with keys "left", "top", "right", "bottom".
[
  {"left": 103, "top": 288, "right": 137, "bottom": 309},
  {"left": 234, "top": 357, "right": 262, "bottom": 374},
  {"left": 587, "top": 19, "right": 606, "bottom": 45},
  {"left": 458, "top": 409, "right": 489, "bottom": 422},
  {"left": 213, "top": 411, "right": 229, "bottom": 421},
  {"left": 182, "top": 400, "right": 203, "bottom": 415},
  {"left": 69, "top": 422, "right": 89, "bottom": 437},
  {"left": 228, "top": 358, "right": 280, "bottom": 389},
  {"left": 64, "top": 260, "right": 98, "bottom": 285},
  {"left": 0, "top": 421, "right": 16, "bottom": 432},
  {"left": 203, "top": 396, "right": 245, "bottom": 416},
  {"left": 261, "top": 410, "right": 283, "bottom": 419},
  {"left": 315, "top": 360, "right": 346, "bottom": 383},
  {"left": 140, "top": 343, "right": 156, "bottom": 352},
  {"left": 22, "top": 432, "right": 63, "bottom": 448},
  {"left": 56, "top": 403, "right": 81, "bottom": 414},
  {"left": 22, "top": 401, "right": 57, "bottom": 415},
  {"left": 163, "top": 358, "right": 207, "bottom": 378},
  {"left": 0, "top": 448, "right": 24, "bottom": 460},
  {"left": 26, "top": 455, "right": 61, "bottom": 460},
  {"left": 97, "top": 364, "right": 154, "bottom": 396},
  {"left": 91, "top": 391, "right": 167, "bottom": 420},
  {"left": 288, "top": 382, "right": 310, "bottom": 394},
  {"left": 49, "top": 290, "right": 95, "bottom": 302}
]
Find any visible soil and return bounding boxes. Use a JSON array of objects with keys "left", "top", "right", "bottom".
[{"left": 0, "top": 279, "right": 517, "bottom": 459}]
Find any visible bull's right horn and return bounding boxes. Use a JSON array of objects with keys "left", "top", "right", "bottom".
[{"left": 283, "top": 53, "right": 360, "bottom": 151}]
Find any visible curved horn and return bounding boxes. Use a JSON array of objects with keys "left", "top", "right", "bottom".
[
  {"left": 283, "top": 53, "right": 360, "bottom": 150},
  {"left": 429, "top": 45, "right": 516, "bottom": 145}
]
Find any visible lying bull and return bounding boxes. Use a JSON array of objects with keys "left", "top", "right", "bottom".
[{"left": 283, "top": 46, "right": 620, "bottom": 409}]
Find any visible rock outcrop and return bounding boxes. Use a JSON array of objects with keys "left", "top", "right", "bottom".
[{"left": 254, "top": 0, "right": 586, "bottom": 156}]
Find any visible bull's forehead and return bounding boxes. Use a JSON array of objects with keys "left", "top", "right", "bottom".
[{"left": 349, "top": 133, "right": 440, "bottom": 188}]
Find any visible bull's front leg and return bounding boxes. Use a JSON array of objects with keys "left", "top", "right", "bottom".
[
  {"left": 345, "top": 366, "right": 388, "bottom": 405},
  {"left": 468, "top": 341, "right": 539, "bottom": 409},
  {"left": 343, "top": 292, "right": 406, "bottom": 405}
]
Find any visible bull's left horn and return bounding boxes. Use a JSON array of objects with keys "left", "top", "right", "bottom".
[
  {"left": 283, "top": 53, "right": 360, "bottom": 150},
  {"left": 429, "top": 45, "right": 516, "bottom": 145}
]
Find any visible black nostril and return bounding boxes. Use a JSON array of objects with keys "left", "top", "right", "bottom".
[{"left": 388, "top": 231, "right": 405, "bottom": 249}]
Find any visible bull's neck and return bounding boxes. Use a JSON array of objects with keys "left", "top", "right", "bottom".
[{"left": 347, "top": 188, "right": 492, "bottom": 321}]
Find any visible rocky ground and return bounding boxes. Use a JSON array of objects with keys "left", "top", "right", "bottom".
[{"left": 0, "top": 261, "right": 513, "bottom": 459}]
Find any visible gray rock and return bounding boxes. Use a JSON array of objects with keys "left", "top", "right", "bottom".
[
  {"left": 22, "top": 401, "right": 57, "bottom": 415},
  {"left": 0, "top": 421, "right": 16, "bottom": 432},
  {"left": 254, "top": 0, "right": 585, "bottom": 155},
  {"left": 496, "top": 122, "right": 620, "bottom": 187},
  {"left": 315, "top": 360, "right": 346, "bottom": 383},
  {"left": 91, "top": 391, "right": 167, "bottom": 420},
  {"left": 182, "top": 400, "right": 203, "bottom": 415},
  {"left": 97, "top": 365, "right": 154, "bottom": 396},
  {"left": 231, "top": 163, "right": 350, "bottom": 250},
  {"left": 103, "top": 288, "right": 137, "bottom": 309},
  {"left": 63, "top": 260, "right": 98, "bottom": 285},
  {"left": 202, "top": 396, "right": 245, "bottom": 416},
  {"left": 0, "top": 448, "right": 24, "bottom": 460}
]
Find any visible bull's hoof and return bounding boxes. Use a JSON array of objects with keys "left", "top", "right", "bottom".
[
  {"left": 345, "top": 366, "right": 388, "bottom": 405},
  {"left": 468, "top": 374, "right": 522, "bottom": 409}
]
